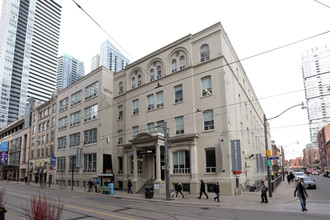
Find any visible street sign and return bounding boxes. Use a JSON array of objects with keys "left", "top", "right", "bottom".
[
  {"left": 51, "top": 156, "right": 56, "bottom": 166},
  {"left": 267, "top": 160, "right": 272, "bottom": 166},
  {"left": 267, "top": 150, "right": 271, "bottom": 157},
  {"left": 268, "top": 156, "right": 279, "bottom": 160}
]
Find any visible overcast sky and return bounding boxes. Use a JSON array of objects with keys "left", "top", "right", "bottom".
[{"left": 56, "top": 0, "right": 329, "bottom": 159}]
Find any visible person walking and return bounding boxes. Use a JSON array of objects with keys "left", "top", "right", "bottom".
[
  {"left": 88, "top": 179, "right": 93, "bottom": 192},
  {"left": 198, "top": 179, "right": 208, "bottom": 199},
  {"left": 213, "top": 182, "right": 220, "bottom": 202},
  {"left": 176, "top": 181, "right": 184, "bottom": 198},
  {"left": 127, "top": 180, "right": 133, "bottom": 194},
  {"left": 260, "top": 181, "right": 268, "bottom": 203},
  {"left": 287, "top": 174, "right": 291, "bottom": 184},
  {"left": 294, "top": 178, "right": 309, "bottom": 211},
  {"left": 94, "top": 178, "right": 99, "bottom": 192}
]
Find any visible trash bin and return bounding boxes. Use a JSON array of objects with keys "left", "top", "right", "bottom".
[
  {"left": 109, "top": 183, "right": 114, "bottom": 195},
  {"left": 145, "top": 185, "right": 154, "bottom": 199}
]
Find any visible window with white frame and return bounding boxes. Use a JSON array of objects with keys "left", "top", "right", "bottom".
[
  {"left": 157, "top": 66, "right": 162, "bottom": 79},
  {"left": 52, "top": 104, "right": 56, "bottom": 113},
  {"left": 59, "top": 98, "right": 68, "bottom": 112},
  {"left": 173, "top": 150, "right": 190, "bottom": 174},
  {"left": 57, "top": 157, "right": 66, "bottom": 172},
  {"left": 84, "top": 128, "right": 97, "bottom": 145},
  {"left": 150, "top": 69, "right": 154, "bottom": 82},
  {"left": 201, "top": 76, "right": 212, "bottom": 96},
  {"left": 58, "top": 116, "right": 68, "bottom": 130},
  {"left": 118, "top": 82, "right": 123, "bottom": 94},
  {"left": 84, "top": 104, "right": 98, "bottom": 122},
  {"left": 57, "top": 136, "right": 67, "bottom": 150},
  {"left": 85, "top": 82, "right": 98, "bottom": 100},
  {"left": 69, "top": 155, "right": 78, "bottom": 172},
  {"left": 70, "top": 111, "right": 81, "bottom": 126},
  {"left": 147, "top": 94, "right": 154, "bottom": 110},
  {"left": 71, "top": 90, "right": 82, "bottom": 106},
  {"left": 205, "top": 148, "right": 216, "bottom": 173},
  {"left": 156, "top": 91, "right": 164, "bottom": 108},
  {"left": 51, "top": 117, "right": 56, "bottom": 127},
  {"left": 118, "top": 157, "right": 123, "bottom": 174},
  {"left": 42, "top": 135, "right": 45, "bottom": 144},
  {"left": 200, "top": 44, "right": 210, "bottom": 62},
  {"left": 203, "top": 110, "right": 214, "bottom": 130},
  {"left": 132, "top": 77, "right": 136, "bottom": 89},
  {"left": 132, "top": 126, "right": 139, "bottom": 137},
  {"left": 137, "top": 75, "right": 141, "bottom": 86},
  {"left": 156, "top": 120, "right": 165, "bottom": 133},
  {"left": 147, "top": 122, "right": 154, "bottom": 133},
  {"left": 180, "top": 55, "right": 185, "bottom": 69},
  {"left": 117, "top": 130, "right": 123, "bottom": 144},
  {"left": 118, "top": 105, "right": 123, "bottom": 120},
  {"left": 175, "top": 116, "right": 184, "bottom": 134},
  {"left": 174, "top": 85, "right": 183, "bottom": 103},
  {"left": 171, "top": 59, "right": 177, "bottom": 73},
  {"left": 70, "top": 132, "right": 80, "bottom": 147},
  {"left": 83, "top": 153, "right": 96, "bottom": 172},
  {"left": 133, "top": 99, "right": 139, "bottom": 115}
]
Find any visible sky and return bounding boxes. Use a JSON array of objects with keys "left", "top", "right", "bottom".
[{"left": 55, "top": 0, "right": 329, "bottom": 159}]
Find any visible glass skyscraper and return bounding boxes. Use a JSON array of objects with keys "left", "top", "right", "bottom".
[
  {"left": 56, "top": 54, "right": 84, "bottom": 90},
  {"left": 99, "top": 40, "right": 130, "bottom": 73},
  {"left": 302, "top": 44, "right": 330, "bottom": 142},
  {"left": 0, "top": 0, "right": 62, "bottom": 128}
]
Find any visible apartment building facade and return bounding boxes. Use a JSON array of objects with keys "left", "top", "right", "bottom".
[{"left": 318, "top": 123, "right": 330, "bottom": 170}]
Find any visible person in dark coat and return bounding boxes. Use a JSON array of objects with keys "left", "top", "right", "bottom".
[
  {"left": 198, "top": 179, "right": 208, "bottom": 199},
  {"left": 287, "top": 173, "right": 291, "bottom": 184},
  {"left": 176, "top": 181, "right": 184, "bottom": 198},
  {"left": 213, "top": 182, "right": 220, "bottom": 202},
  {"left": 127, "top": 180, "right": 133, "bottom": 194},
  {"left": 88, "top": 179, "right": 93, "bottom": 192},
  {"left": 260, "top": 181, "right": 268, "bottom": 203},
  {"left": 290, "top": 172, "right": 294, "bottom": 182},
  {"left": 294, "top": 178, "right": 309, "bottom": 211}
]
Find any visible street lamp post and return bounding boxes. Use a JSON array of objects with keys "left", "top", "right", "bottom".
[{"left": 264, "top": 102, "right": 306, "bottom": 198}]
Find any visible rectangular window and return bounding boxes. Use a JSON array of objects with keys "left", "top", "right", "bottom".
[
  {"left": 147, "top": 94, "right": 154, "bottom": 110},
  {"left": 58, "top": 116, "right": 68, "bottom": 130},
  {"left": 173, "top": 150, "right": 190, "bottom": 174},
  {"left": 69, "top": 155, "right": 78, "bottom": 172},
  {"left": 70, "top": 133, "right": 80, "bottom": 147},
  {"left": 57, "top": 157, "right": 66, "bottom": 173},
  {"left": 203, "top": 110, "right": 214, "bottom": 130},
  {"left": 52, "top": 117, "right": 56, "bottom": 127},
  {"left": 156, "top": 91, "right": 164, "bottom": 108},
  {"left": 53, "top": 104, "right": 56, "bottom": 113},
  {"left": 31, "top": 150, "right": 34, "bottom": 159},
  {"left": 175, "top": 116, "right": 184, "bottom": 134},
  {"left": 118, "top": 157, "right": 123, "bottom": 174},
  {"left": 118, "top": 105, "right": 123, "bottom": 120},
  {"left": 70, "top": 111, "right": 81, "bottom": 126},
  {"left": 58, "top": 136, "right": 67, "bottom": 150},
  {"left": 156, "top": 120, "right": 165, "bottom": 133},
  {"left": 84, "top": 104, "right": 98, "bottom": 122},
  {"left": 83, "top": 153, "right": 96, "bottom": 172},
  {"left": 51, "top": 131, "right": 55, "bottom": 142},
  {"left": 71, "top": 90, "right": 82, "bottom": 106},
  {"left": 41, "top": 148, "right": 44, "bottom": 157},
  {"left": 117, "top": 130, "right": 123, "bottom": 144},
  {"left": 133, "top": 126, "right": 139, "bottom": 137},
  {"left": 84, "top": 128, "right": 97, "bottom": 145},
  {"left": 202, "top": 76, "right": 212, "bottom": 96},
  {"left": 42, "top": 135, "right": 45, "bottom": 144},
  {"left": 85, "top": 82, "right": 98, "bottom": 100},
  {"left": 205, "top": 148, "right": 216, "bottom": 173},
  {"left": 133, "top": 99, "right": 139, "bottom": 115},
  {"left": 59, "top": 98, "right": 68, "bottom": 112},
  {"left": 174, "top": 85, "right": 183, "bottom": 103},
  {"left": 147, "top": 122, "right": 154, "bottom": 133}
]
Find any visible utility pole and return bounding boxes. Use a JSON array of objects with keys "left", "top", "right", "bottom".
[
  {"left": 71, "top": 156, "right": 74, "bottom": 190},
  {"left": 164, "top": 122, "right": 170, "bottom": 201},
  {"left": 264, "top": 114, "right": 272, "bottom": 197}
]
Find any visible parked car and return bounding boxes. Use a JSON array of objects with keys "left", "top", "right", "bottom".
[
  {"left": 324, "top": 170, "right": 330, "bottom": 177},
  {"left": 294, "top": 172, "right": 305, "bottom": 181},
  {"left": 312, "top": 170, "right": 319, "bottom": 175},
  {"left": 301, "top": 176, "right": 316, "bottom": 189}
]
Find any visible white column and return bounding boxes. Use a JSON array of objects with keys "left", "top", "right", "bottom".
[
  {"left": 133, "top": 147, "right": 138, "bottom": 180},
  {"left": 123, "top": 152, "right": 128, "bottom": 181},
  {"left": 190, "top": 141, "right": 198, "bottom": 182},
  {"left": 155, "top": 144, "right": 161, "bottom": 181}
]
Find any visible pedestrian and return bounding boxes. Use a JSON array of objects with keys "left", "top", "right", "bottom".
[
  {"left": 287, "top": 174, "right": 291, "bottom": 184},
  {"left": 198, "top": 179, "right": 208, "bottom": 199},
  {"left": 294, "top": 178, "right": 309, "bottom": 211},
  {"left": 127, "top": 180, "right": 133, "bottom": 194},
  {"left": 24, "top": 176, "right": 28, "bottom": 184},
  {"left": 290, "top": 173, "right": 294, "bottom": 183},
  {"left": 260, "top": 181, "right": 268, "bottom": 203},
  {"left": 213, "top": 182, "right": 220, "bottom": 202},
  {"left": 95, "top": 178, "right": 99, "bottom": 192},
  {"left": 88, "top": 179, "right": 93, "bottom": 192},
  {"left": 176, "top": 181, "right": 184, "bottom": 198}
]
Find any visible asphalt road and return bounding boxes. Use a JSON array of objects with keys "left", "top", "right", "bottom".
[
  {"left": 306, "top": 174, "right": 330, "bottom": 202},
  {"left": 1, "top": 180, "right": 330, "bottom": 220}
]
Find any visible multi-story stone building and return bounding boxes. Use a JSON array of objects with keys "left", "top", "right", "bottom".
[
  {"left": 303, "top": 143, "right": 319, "bottom": 168},
  {"left": 112, "top": 23, "right": 268, "bottom": 195},
  {"left": 54, "top": 66, "right": 114, "bottom": 188}
]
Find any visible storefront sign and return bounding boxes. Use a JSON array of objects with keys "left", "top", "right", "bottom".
[
  {"left": 0, "top": 142, "right": 8, "bottom": 152},
  {"left": 0, "top": 152, "right": 8, "bottom": 165}
]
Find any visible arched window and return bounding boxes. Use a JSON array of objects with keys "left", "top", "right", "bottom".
[
  {"left": 118, "top": 82, "right": 123, "bottom": 94},
  {"left": 157, "top": 66, "right": 162, "bottom": 79},
  {"left": 137, "top": 75, "right": 141, "bottom": 86},
  {"left": 150, "top": 69, "right": 154, "bottom": 82},
  {"left": 171, "top": 59, "right": 177, "bottom": 73},
  {"left": 180, "top": 56, "right": 185, "bottom": 69},
  {"left": 132, "top": 77, "right": 136, "bottom": 89},
  {"left": 200, "top": 44, "right": 210, "bottom": 62}
]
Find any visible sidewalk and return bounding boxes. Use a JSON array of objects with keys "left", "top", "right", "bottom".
[{"left": 3, "top": 180, "right": 330, "bottom": 217}]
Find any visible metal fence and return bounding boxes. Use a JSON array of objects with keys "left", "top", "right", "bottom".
[{"left": 271, "top": 175, "right": 282, "bottom": 191}]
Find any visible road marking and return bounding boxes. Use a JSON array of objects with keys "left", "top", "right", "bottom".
[{"left": 7, "top": 191, "right": 134, "bottom": 220}]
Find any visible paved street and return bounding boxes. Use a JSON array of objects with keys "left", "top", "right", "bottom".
[{"left": 1, "top": 176, "right": 330, "bottom": 220}]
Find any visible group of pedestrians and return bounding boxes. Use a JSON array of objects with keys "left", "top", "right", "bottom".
[{"left": 286, "top": 172, "right": 294, "bottom": 184}]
